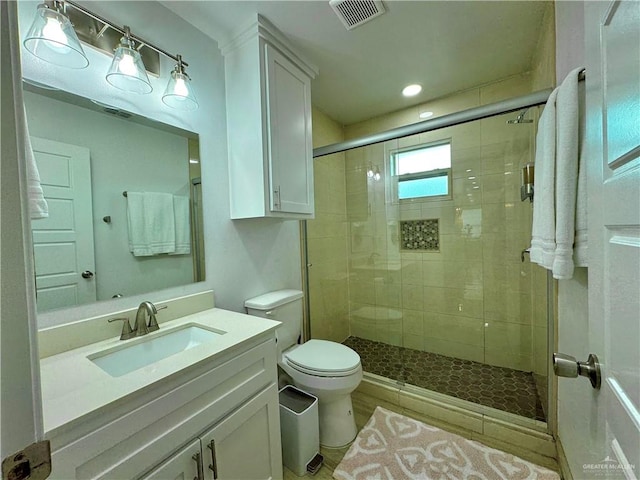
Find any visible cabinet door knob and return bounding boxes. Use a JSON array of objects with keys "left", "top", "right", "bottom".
[
  {"left": 273, "top": 186, "right": 281, "bottom": 210},
  {"left": 81, "top": 270, "right": 94, "bottom": 279}
]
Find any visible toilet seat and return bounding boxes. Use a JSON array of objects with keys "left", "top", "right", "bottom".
[{"left": 284, "top": 340, "right": 361, "bottom": 377}]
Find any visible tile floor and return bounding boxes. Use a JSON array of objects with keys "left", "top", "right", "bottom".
[{"left": 343, "top": 336, "right": 546, "bottom": 421}]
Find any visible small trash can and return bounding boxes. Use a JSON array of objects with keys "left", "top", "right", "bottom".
[{"left": 279, "top": 385, "right": 323, "bottom": 476}]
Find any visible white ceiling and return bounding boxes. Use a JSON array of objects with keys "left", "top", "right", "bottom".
[{"left": 162, "top": 1, "right": 548, "bottom": 125}]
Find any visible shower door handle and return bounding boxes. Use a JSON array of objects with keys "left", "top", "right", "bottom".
[{"left": 553, "top": 352, "right": 601, "bottom": 389}]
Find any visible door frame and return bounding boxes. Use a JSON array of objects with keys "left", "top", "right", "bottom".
[{"left": 0, "top": 0, "right": 44, "bottom": 458}]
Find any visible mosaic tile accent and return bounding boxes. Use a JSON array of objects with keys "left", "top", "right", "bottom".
[
  {"left": 400, "top": 219, "right": 439, "bottom": 251},
  {"left": 343, "top": 336, "right": 546, "bottom": 421}
]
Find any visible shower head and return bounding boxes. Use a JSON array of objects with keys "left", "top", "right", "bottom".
[{"left": 507, "top": 108, "right": 534, "bottom": 124}]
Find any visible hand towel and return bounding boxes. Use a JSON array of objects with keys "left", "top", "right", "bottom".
[
  {"left": 127, "top": 192, "right": 176, "bottom": 256},
  {"left": 127, "top": 192, "right": 146, "bottom": 254},
  {"left": 143, "top": 192, "right": 176, "bottom": 255},
  {"left": 552, "top": 67, "right": 583, "bottom": 279},
  {"left": 24, "top": 107, "right": 48, "bottom": 219},
  {"left": 171, "top": 195, "right": 191, "bottom": 255},
  {"left": 573, "top": 79, "right": 588, "bottom": 267},
  {"left": 529, "top": 88, "right": 559, "bottom": 269}
]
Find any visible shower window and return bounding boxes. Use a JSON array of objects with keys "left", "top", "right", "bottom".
[{"left": 391, "top": 140, "right": 452, "bottom": 200}]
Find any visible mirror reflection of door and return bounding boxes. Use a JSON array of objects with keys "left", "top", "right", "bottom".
[
  {"left": 30, "top": 136, "right": 97, "bottom": 311},
  {"left": 23, "top": 84, "right": 206, "bottom": 313}
]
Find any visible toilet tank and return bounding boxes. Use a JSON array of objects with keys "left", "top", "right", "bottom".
[{"left": 245, "top": 290, "right": 304, "bottom": 351}]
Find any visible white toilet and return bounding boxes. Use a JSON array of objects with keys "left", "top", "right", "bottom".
[{"left": 245, "top": 289, "right": 363, "bottom": 448}]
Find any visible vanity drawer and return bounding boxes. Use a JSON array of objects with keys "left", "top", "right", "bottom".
[{"left": 48, "top": 337, "right": 277, "bottom": 479}]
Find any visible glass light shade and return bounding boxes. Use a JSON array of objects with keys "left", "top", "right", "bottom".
[
  {"left": 162, "top": 71, "right": 198, "bottom": 111},
  {"left": 23, "top": 4, "right": 89, "bottom": 69},
  {"left": 106, "top": 45, "right": 152, "bottom": 94}
]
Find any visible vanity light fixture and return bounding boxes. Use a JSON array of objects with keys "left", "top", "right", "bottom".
[
  {"left": 366, "top": 164, "right": 375, "bottom": 178},
  {"left": 366, "top": 164, "right": 381, "bottom": 181},
  {"left": 162, "top": 55, "right": 198, "bottom": 111},
  {"left": 106, "top": 26, "right": 152, "bottom": 94},
  {"left": 23, "top": 1, "right": 89, "bottom": 69},
  {"left": 23, "top": 1, "right": 199, "bottom": 110}
]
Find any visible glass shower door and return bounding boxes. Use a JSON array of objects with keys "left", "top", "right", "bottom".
[
  {"left": 343, "top": 139, "right": 405, "bottom": 385},
  {"left": 307, "top": 106, "right": 549, "bottom": 425}
]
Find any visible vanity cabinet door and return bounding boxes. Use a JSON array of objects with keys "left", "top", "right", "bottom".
[
  {"left": 199, "top": 384, "right": 282, "bottom": 480},
  {"left": 139, "top": 439, "right": 202, "bottom": 480},
  {"left": 264, "top": 42, "right": 314, "bottom": 217}
]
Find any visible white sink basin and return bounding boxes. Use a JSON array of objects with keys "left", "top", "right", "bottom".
[{"left": 88, "top": 324, "right": 224, "bottom": 377}]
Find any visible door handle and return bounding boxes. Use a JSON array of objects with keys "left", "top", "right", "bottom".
[
  {"left": 207, "top": 440, "right": 218, "bottom": 479},
  {"left": 553, "top": 352, "right": 601, "bottom": 389},
  {"left": 81, "top": 270, "right": 94, "bottom": 279}
]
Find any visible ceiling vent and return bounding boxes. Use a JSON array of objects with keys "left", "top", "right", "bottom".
[{"left": 330, "top": 0, "right": 386, "bottom": 31}]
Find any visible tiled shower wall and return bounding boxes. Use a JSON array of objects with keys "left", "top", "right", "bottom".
[{"left": 343, "top": 74, "right": 549, "bottom": 374}]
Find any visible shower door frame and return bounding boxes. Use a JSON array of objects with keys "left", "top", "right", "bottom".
[{"left": 305, "top": 86, "right": 572, "bottom": 435}]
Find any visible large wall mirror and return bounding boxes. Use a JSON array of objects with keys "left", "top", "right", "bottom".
[{"left": 24, "top": 83, "right": 206, "bottom": 313}]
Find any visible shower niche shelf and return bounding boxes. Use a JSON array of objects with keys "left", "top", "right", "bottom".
[{"left": 400, "top": 219, "right": 440, "bottom": 251}]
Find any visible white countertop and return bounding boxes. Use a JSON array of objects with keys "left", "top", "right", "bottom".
[{"left": 40, "top": 308, "right": 279, "bottom": 436}]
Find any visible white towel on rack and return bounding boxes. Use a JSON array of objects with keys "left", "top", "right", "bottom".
[
  {"left": 127, "top": 192, "right": 176, "bottom": 256},
  {"left": 573, "top": 79, "right": 588, "bottom": 268},
  {"left": 126, "top": 192, "right": 146, "bottom": 254},
  {"left": 530, "top": 66, "right": 587, "bottom": 279},
  {"left": 552, "top": 67, "right": 583, "bottom": 279},
  {"left": 530, "top": 88, "right": 558, "bottom": 269},
  {"left": 171, "top": 195, "right": 191, "bottom": 255},
  {"left": 24, "top": 108, "right": 48, "bottom": 219}
]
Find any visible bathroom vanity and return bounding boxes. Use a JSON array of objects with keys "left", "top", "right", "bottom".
[{"left": 40, "top": 308, "right": 282, "bottom": 479}]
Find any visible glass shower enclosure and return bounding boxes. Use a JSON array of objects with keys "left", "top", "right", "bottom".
[{"left": 305, "top": 101, "right": 551, "bottom": 427}]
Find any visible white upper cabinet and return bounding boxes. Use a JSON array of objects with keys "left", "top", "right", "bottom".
[{"left": 223, "top": 15, "right": 318, "bottom": 219}]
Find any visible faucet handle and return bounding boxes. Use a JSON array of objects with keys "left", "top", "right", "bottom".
[
  {"left": 108, "top": 317, "right": 134, "bottom": 340},
  {"left": 147, "top": 304, "right": 167, "bottom": 332}
]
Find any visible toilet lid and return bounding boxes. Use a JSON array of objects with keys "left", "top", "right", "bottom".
[{"left": 284, "top": 340, "right": 361, "bottom": 376}]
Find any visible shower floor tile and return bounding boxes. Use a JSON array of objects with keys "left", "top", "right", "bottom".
[{"left": 343, "top": 336, "right": 546, "bottom": 421}]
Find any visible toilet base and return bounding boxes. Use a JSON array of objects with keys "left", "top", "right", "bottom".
[{"left": 318, "top": 395, "right": 357, "bottom": 448}]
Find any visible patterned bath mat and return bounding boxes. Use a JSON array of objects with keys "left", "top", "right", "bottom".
[{"left": 333, "top": 407, "right": 559, "bottom": 480}]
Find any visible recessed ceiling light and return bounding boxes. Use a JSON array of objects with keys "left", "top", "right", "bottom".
[
  {"left": 419, "top": 111, "right": 433, "bottom": 119},
  {"left": 402, "top": 84, "right": 422, "bottom": 97}
]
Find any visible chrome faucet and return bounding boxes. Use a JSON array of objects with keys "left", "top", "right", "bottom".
[
  {"left": 109, "top": 301, "right": 166, "bottom": 340},
  {"left": 108, "top": 317, "right": 135, "bottom": 340},
  {"left": 134, "top": 301, "right": 166, "bottom": 336}
]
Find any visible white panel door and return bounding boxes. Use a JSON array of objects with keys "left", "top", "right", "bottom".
[
  {"left": 1, "top": 0, "right": 43, "bottom": 463},
  {"left": 30, "top": 137, "right": 96, "bottom": 311},
  {"left": 265, "top": 43, "right": 314, "bottom": 215},
  {"left": 585, "top": 0, "right": 640, "bottom": 476}
]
